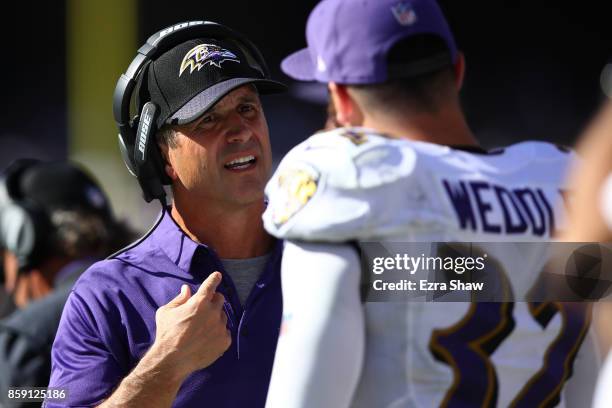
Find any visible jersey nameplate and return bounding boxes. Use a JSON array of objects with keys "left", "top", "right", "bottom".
[{"left": 442, "top": 179, "right": 563, "bottom": 237}]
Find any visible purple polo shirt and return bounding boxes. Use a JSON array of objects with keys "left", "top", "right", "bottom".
[{"left": 46, "top": 210, "right": 283, "bottom": 407}]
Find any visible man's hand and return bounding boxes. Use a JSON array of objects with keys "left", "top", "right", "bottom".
[
  {"left": 151, "top": 271, "right": 232, "bottom": 379},
  {"left": 97, "top": 272, "right": 231, "bottom": 408}
]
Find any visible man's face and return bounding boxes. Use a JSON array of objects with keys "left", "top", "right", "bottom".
[{"left": 163, "top": 85, "right": 272, "bottom": 207}]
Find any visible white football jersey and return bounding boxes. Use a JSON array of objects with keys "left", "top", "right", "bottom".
[{"left": 263, "top": 127, "right": 597, "bottom": 408}]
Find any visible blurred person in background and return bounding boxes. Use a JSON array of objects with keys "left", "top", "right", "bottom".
[
  {"left": 0, "top": 159, "right": 134, "bottom": 408},
  {"left": 562, "top": 101, "right": 612, "bottom": 244},
  {"left": 0, "top": 249, "right": 13, "bottom": 319},
  {"left": 560, "top": 94, "right": 612, "bottom": 408}
]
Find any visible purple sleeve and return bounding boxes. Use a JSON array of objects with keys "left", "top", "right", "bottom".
[{"left": 45, "top": 289, "right": 128, "bottom": 407}]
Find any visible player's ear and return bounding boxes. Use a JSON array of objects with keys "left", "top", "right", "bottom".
[
  {"left": 454, "top": 52, "right": 466, "bottom": 91},
  {"left": 328, "top": 83, "right": 364, "bottom": 127}
]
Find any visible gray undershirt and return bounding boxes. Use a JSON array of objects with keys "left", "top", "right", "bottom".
[{"left": 220, "top": 254, "right": 270, "bottom": 306}]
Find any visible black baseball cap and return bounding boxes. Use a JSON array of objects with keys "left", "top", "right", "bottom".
[{"left": 145, "top": 37, "right": 286, "bottom": 128}]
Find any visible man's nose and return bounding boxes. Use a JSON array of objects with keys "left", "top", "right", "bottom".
[{"left": 225, "top": 117, "right": 253, "bottom": 144}]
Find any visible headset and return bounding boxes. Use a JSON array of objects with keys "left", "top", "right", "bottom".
[
  {"left": 0, "top": 159, "right": 53, "bottom": 272},
  {"left": 113, "top": 20, "right": 276, "bottom": 205}
]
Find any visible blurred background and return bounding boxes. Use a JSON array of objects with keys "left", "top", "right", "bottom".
[{"left": 2, "top": 0, "right": 611, "bottom": 232}]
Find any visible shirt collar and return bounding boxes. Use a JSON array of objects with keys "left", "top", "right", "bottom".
[
  {"left": 150, "top": 209, "right": 203, "bottom": 273},
  {"left": 150, "top": 208, "right": 283, "bottom": 276}
]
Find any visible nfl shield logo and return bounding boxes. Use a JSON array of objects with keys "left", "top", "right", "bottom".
[{"left": 391, "top": 2, "right": 418, "bottom": 26}]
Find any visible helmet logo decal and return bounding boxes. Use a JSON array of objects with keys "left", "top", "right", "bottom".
[
  {"left": 179, "top": 44, "right": 240, "bottom": 76},
  {"left": 391, "top": 2, "right": 418, "bottom": 26}
]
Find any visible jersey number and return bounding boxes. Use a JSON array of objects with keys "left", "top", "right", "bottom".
[{"left": 428, "top": 245, "right": 591, "bottom": 408}]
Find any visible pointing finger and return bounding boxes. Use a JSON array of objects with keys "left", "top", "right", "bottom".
[{"left": 194, "top": 271, "right": 222, "bottom": 301}]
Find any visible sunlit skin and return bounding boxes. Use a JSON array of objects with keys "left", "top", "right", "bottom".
[
  {"left": 328, "top": 54, "right": 479, "bottom": 147},
  {"left": 160, "top": 85, "right": 274, "bottom": 258}
]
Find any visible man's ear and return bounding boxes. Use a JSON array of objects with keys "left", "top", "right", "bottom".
[
  {"left": 158, "top": 140, "right": 178, "bottom": 181},
  {"left": 328, "top": 83, "right": 364, "bottom": 127},
  {"left": 454, "top": 52, "right": 466, "bottom": 91}
]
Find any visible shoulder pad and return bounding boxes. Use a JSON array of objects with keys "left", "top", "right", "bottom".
[{"left": 263, "top": 128, "right": 419, "bottom": 241}]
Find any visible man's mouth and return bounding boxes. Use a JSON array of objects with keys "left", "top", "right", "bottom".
[{"left": 224, "top": 155, "right": 257, "bottom": 170}]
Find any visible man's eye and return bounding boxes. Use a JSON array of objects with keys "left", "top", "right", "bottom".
[
  {"left": 196, "top": 115, "right": 215, "bottom": 128},
  {"left": 239, "top": 104, "right": 256, "bottom": 114}
]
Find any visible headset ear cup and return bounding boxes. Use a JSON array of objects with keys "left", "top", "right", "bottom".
[
  {"left": 133, "top": 102, "right": 168, "bottom": 202},
  {"left": 0, "top": 160, "right": 50, "bottom": 271},
  {"left": 0, "top": 202, "right": 48, "bottom": 271},
  {"left": 118, "top": 132, "right": 137, "bottom": 177}
]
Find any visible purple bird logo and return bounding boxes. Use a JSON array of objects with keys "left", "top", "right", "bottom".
[{"left": 179, "top": 44, "right": 240, "bottom": 77}]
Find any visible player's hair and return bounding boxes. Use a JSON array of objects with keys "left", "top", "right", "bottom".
[
  {"left": 348, "top": 35, "right": 457, "bottom": 114},
  {"left": 49, "top": 209, "right": 136, "bottom": 259}
]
